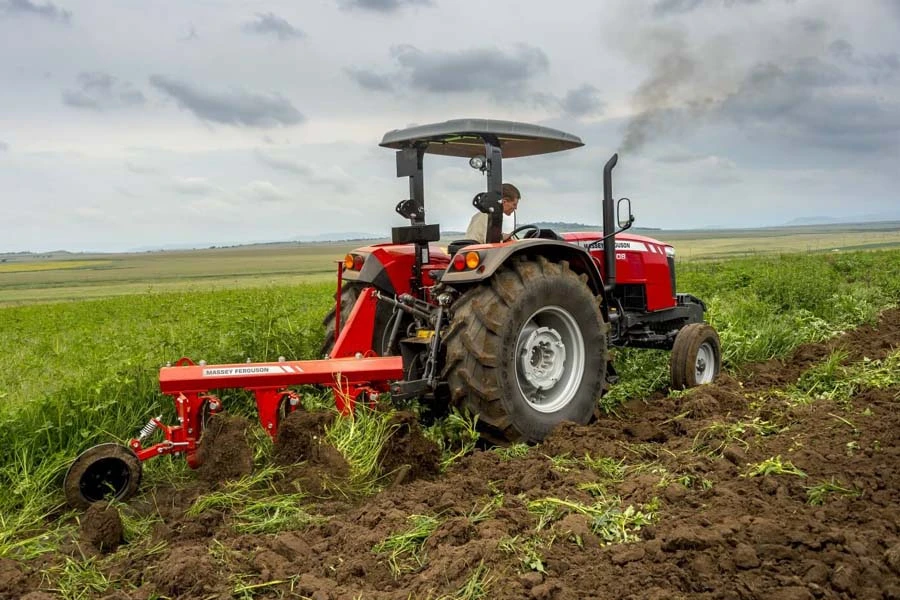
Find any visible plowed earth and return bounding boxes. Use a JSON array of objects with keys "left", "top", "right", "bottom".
[{"left": 6, "top": 309, "right": 899, "bottom": 600}]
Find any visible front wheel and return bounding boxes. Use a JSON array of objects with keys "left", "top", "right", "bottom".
[
  {"left": 670, "top": 323, "right": 722, "bottom": 389},
  {"left": 443, "top": 256, "right": 608, "bottom": 442}
]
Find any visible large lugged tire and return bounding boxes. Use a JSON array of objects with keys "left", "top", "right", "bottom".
[
  {"left": 64, "top": 443, "right": 143, "bottom": 510},
  {"left": 443, "top": 256, "right": 608, "bottom": 442},
  {"left": 670, "top": 323, "right": 721, "bottom": 389},
  {"left": 320, "top": 283, "right": 394, "bottom": 357}
]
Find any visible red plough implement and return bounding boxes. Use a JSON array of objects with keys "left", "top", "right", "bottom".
[{"left": 131, "top": 355, "right": 403, "bottom": 465}]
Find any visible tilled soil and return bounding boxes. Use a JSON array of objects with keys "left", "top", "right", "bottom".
[{"left": 6, "top": 308, "right": 899, "bottom": 600}]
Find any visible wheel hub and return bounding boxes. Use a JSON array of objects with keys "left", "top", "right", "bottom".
[
  {"left": 519, "top": 326, "right": 567, "bottom": 390},
  {"left": 695, "top": 342, "right": 715, "bottom": 384},
  {"left": 514, "top": 306, "right": 586, "bottom": 414}
]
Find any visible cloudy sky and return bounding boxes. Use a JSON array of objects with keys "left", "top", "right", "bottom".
[{"left": 2, "top": 0, "right": 899, "bottom": 252}]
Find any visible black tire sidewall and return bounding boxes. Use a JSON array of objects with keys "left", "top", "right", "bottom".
[
  {"left": 64, "top": 443, "right": 142, "bottom": 510},
  {"left": 495, "top": 273, "right": 605, "bottom": 441}
]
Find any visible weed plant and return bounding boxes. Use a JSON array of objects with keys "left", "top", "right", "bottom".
[
  {"left": 805, "top": 478, "right": 861, "bottom": 505},
  {"left": 372, "top": 514, "right": 442, "bottom": 577},
  {"left": 746, "top": 456, "right": 807, "bottom": 478},
  {"left": 527, "top": 497, "right": 655, "bottom": 544}
]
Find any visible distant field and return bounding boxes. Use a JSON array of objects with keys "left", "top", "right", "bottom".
[
  {"left": 0, "top": 260, "right": 112, "bottom": 274},
  {"left": 2, "top": 222, "right": 899, "bottom": 305}
]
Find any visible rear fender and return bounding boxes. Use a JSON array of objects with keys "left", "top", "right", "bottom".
[{"left": 441, "top": 239, "right": 610, "bottom": 317}]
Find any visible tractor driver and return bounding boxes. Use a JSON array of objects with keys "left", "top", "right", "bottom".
[{"left": 465, "top": 183, "right": 521, "bottom": 244}]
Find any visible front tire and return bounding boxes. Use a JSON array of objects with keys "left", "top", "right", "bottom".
[
  {"left": 443, "top": 256, "right": 608, "bottom": 442},
  {"left": 670, "top": 323, "right": 721, "bottom": 389}
]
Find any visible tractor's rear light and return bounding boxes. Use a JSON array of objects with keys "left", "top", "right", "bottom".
[
  {"left": 344, "top": 254, "right": 354, "bottom": 270},
  {"left": 452, "top": 253, "right": 466, "bottom": 270},
  {"left": 465, "top": 251, "right": 481, "bottom": 270}
]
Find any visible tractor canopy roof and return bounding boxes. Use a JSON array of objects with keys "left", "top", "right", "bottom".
[{"left": 379, "top": 118, "right": 583, "bottom": 158}]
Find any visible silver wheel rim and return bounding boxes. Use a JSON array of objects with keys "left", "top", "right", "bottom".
[
  {"left": 695, "top": 341, "right": 716, "bottom": 384},
  {"left": 514, "top": 305, "right": 586, "bottom": 414}
]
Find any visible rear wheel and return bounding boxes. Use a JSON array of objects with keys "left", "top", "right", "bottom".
[
  {"left": 321, "top": 283, "right": 394, "bottom": 357},
  {"left": 64, "top": 443, "right": 142, "bottom": 510},
  {"left": 443, "top": 256, "right": 608, "bottom": 442},
  {"left": 670, "top": 323, "right": 721, "bottom": 389}
]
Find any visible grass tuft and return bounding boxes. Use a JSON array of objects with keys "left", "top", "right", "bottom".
[
  {"left": 746, "top": 456, "right": 807, "bottom": 478},
  {"left": 372, "top": 514, "right": 442, "bottom": 577}
]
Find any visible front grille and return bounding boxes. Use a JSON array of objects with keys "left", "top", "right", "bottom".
[
  {"left": 617, "top": 284, "right": 647, "bottom": 311},
  {"left": 667, "top": 256, "right": 676, "bottom": 296}
]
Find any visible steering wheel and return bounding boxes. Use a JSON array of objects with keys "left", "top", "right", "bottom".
[{"left": 507, "top": 224, "right": 541, "bottom": 240}]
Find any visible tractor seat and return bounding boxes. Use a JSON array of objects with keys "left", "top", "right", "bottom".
[{"left": 448, "top": 239, "right": 479, "bottom": 256}]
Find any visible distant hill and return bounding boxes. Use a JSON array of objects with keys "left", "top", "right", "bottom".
[
  {"left": 533, "top": 222, "right": 661, "bottom": 232},
  {"left": 783, "top": 213, "right": 900, "bottom": 227}
]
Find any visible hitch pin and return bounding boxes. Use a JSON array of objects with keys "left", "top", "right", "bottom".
[{"left": 138, "top": 416, "right": 163, "bottom": 442}]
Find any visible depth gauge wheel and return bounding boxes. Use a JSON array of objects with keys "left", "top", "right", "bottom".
[
  {"left": 443, "top": 256, "right": 608, "bottom": 442},
  {"left": 670, "top": 323, "right": 722, "bottom": 389},
  {"left": 64, "top": 443, "right": 142, "bottom": 510}
]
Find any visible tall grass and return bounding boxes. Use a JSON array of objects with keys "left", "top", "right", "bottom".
[
  {"left": 604, "top": 250, "right": 900, "bottom": 406},
  {"left": 0, "top": 283, "right": 331, "bottom": 556}
]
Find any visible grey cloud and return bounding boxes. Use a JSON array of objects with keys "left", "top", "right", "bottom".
[
  {"left": 62, "top": 72, "right": 146, "bottom": 111},
  {"left": 170, "top": 177, "right": 217, "bottom": 196},
  {"left": 652, "top": 0, "right": 703, "bottom": 16},
  {"left": 1, "top": 0, "right": 71, "bottom": 23},
  {"left": 255, "top": 150, "right": 352, "bottom": 192},
  {"left": 243, "top": 181, "right": 288, "bottom": 202},
  {"left": 653, "top": 0, "right": 788, "bottom": 16},
  {"left": 656, "top": 151, "right": 705, "bottom": 163},
  {"left": 720, "top": 60, "right": 900, "bottom": 152},
  {"left": 560, "top": 84, "right": 604, "bottom": 118},
  {"left": 125, "top": 161, "right": 160, "bottom": 175},
  {"left": 339, "top": 0, "right": 432, "bottom": 12},
  {"left": 620, "top": 24, "right": 900, "bottom": 154},
  {"left": 149, "top": 75, "right": 304, "bottom": 128},
  {"left": 828, "top": 39, "right": 900, "bottom": 81},
  {"left": 796, "top": 17, "right": 827, "bottom": 34},
  {"left": 178, "top": 24, "right": 198, "bottom": 42},
  {"left": 242, "top": 12, "right": 303, "bottom": 41},
  {"left": 391, "top": 44, "right": 549, "bottom": 94},
  {"left": 0, "top": 141, "right": 8, "bottom": 152},
  {"left": 255, "top": 150, "right": 313, "bottom": 176},
  {"left": 345, "top": 67, "right": 393, "bottom": 92}
]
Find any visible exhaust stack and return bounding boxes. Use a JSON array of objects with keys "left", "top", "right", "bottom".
[{"left": 602, "top": 153, "right": 618, "bottom": 293}]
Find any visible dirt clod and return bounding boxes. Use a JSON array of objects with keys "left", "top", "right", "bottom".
[
  {"left": 80, "top": 502, "right": 124, "bottom": 553},
  {"left": 275, "top": 409, "right": 337, "bottom": 465},
  {"left": 196, "top": 414, "right": 254, "bottom": 483},
  {"left": 149, "top": 544, "right": 221, "bottom": 597},
  {"left": 378, "top": 411, "right": 441, "bottom": 482}
]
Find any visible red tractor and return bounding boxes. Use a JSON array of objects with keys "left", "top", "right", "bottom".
[{"left": 64, "top": 119, "right": 721, "bottom": 508}]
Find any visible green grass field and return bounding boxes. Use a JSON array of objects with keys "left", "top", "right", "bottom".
[
  {"left": 0, "top": 233, "right": 899, "bottom": 562},
  {"left": 3, "top": 222, "right": 899, "bottom": 305}
]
